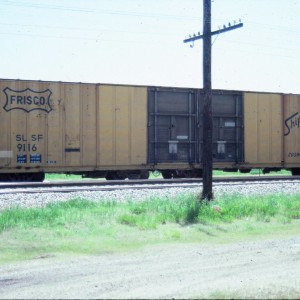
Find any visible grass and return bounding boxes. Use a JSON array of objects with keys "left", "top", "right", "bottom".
[
  {"left": 0, "top": 193, "right": 300, "bottom": 263},
  {"left": 213, "top": 169, "right": 291, "bottom": 176},
  {"left": 45, "top": 173, "right": 100, "bottom": 181}
]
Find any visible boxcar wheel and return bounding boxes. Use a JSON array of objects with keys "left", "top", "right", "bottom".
[
  {"left": 162, "top": 171, "right": 172, "bottom": 179},
  {"left": 105, "top": 172, "right": 126, "bottom": 180},
  {"left": 291, "top": 168, "right": 300, "bottom": 176},
  {"left": 32, "top": 172, "right": 45, "bottom": 182},
  {"left": 128, "top": 173, "right": 140, "bottom": 180},
  {"left": 140, "top": 171, "right": 150, "bottom": 179}
]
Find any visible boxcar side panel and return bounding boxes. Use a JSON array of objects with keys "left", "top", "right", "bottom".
[
  {"left": 46, "top": 81, "right": 63, "bottom": 168},
  {"left": 26, "top": 81, "right": 47, "bottom": 168},
  {"left": 62, "top": 83, "right": 98, "bottom": 167},
  {"left": 0, "top": 81, "right": 10, "bottom": 167},
  {"left": 244, "top": 93, "right": 282, "bottom": 165},
  {"left": 115, "top": 86, "right": 130, "bottom": 165},
  {"left": 97, "top": 85, "right": 115, "bottom": 165},
  {"left": 63, "top": 84, "right": 81, "bottom": 167},
  {"left": 80, "top": 84, "right": 97, "bottom": 167},
  {"left": 283, "top": 94, "right": 300, "bottom": 166},
  {"left": 0, "top": 80, "right": 100, "bottom": 172},
  {"left": 0, "top": 80, "right": 50, "bottom": 169},
  {"left": 130, "top": 87, "right": 148, "bottom": 165},
  {"left": 98, "top": 85, "right": 147, "bottom": 167}
]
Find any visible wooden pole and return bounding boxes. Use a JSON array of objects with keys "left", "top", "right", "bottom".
[
  {"left": 201, "top": 0, "right": 213, "bottom": 200},
  {"left": 183, "top": 2, "right": 242, "bottom": 200}
]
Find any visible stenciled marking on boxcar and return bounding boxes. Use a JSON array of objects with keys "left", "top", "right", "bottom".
[
  {"left": 15, "top": 134, "right": 43, "bottom": 153},
  {"left": 15, "top": 134, "right": 44, "bottom": 164},
  {"left": 3, "top": 87, "right": 52, "bottom": 113},
  {"left": 284, "top": 112, "right": 300, "bottom": 136},
  {"left": 288, "top": 152, "right": 300, "bottom": 158}
]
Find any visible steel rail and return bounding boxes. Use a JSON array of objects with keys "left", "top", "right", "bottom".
[
  {"left": 0, "top": 175, "right": 298, "bottom": 189},
  {"left": 0, "top": 176, "right": 299, "bottom": 195}
]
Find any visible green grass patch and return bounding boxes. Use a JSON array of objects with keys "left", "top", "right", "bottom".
[
  {"left": 213, "top": 169, "right": 291, "bottom": 176},
  {"left": 45, "top": 173, "right": 98, "bottom": 181},
  {"left": 0, "top": 194, "right": 300, "bottom": 263}
]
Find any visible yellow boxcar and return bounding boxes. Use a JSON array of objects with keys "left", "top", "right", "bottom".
[
  {"left": 243, "top": 92, "right": 283, "bottom": 168},
  {"left": 283, "top": 94, "right": 300, "bottom": 169},
  {"left": 243, "top": 91, "right": 300, "bottom": 174},
  {"left": 0, "top": 79, "right": 147, "bottom": 180}
]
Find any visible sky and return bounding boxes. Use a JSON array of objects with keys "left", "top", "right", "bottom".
[{"left": 0, "top": 0, "right": 299, "bottom": 93}]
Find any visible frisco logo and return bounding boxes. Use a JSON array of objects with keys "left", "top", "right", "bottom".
[
  {"left": 3, "top": 87, "right": 52, "bottom": 113},
  {"left": 284, "top": 112, "right": 300, "bottom": 136}
]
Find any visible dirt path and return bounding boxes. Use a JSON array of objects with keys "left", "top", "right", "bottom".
[{"left": 1, "top": 236, "right": 300, "bottom": 299}]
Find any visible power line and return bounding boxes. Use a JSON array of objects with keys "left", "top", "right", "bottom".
[
  {"left": 0, "top": 22, "right": 180, "bottom": 37},
  {"left": 0, "top": 0, "right": 202, "bottom": 21},
  {"left": 0, "top": 30, "right": 182, "bottom": 45}
]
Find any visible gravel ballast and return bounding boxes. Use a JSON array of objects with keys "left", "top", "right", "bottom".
[{"left": 0, "top": 180, "right": 300, "bottom": 210}]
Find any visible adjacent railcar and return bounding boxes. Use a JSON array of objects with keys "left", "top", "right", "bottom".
[{"left": 0, "top": 78, "right": 299, "bottom": 181}]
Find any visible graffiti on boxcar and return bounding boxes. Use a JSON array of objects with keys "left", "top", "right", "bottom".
[
  {"left": 284, "top": 112, "right": 300, "bottom": 136},
  {"left": 3, "top": 87, "right": 52, "bottom": 113}
]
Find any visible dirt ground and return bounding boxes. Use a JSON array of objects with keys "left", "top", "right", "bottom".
[{"left": 0, "top": 236, "right": 300, "bottom": 299}]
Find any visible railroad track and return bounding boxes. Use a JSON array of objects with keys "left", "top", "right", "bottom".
[{"left": 0, "top": 176, "right": 299, "bottom": 194}]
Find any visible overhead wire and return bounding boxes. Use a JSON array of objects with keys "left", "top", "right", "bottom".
[
  {"left": 0, "top": 0, "right": 201, "bottom": 21},
  {"left": 0, "top": 0, "right": 300, "bottom": 60}
]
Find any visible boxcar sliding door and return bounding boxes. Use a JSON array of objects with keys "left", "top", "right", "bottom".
[
  {"left": 199, "top": 91, "right": 244, "bottom": 163},
  {"left": 148, "top": 87, "right": 198, "bottom": 164},
  {"left": 148, "top": 88, "right": 244, "bottom": 165}
]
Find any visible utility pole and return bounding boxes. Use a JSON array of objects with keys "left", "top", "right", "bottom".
[
  {"left": 183, "top": 0, "right": 243, "bottom": 201},
  {"left": 202, "top": 0, "right": 213, "bottom": 200}
]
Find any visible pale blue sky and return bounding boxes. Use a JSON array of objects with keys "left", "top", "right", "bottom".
[{"left": 0, "top": 0, "right": 299, "bottom": 93}]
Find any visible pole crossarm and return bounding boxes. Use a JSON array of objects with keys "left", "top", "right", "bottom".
[{"left": 183, "top": 22, "right": 243, "bottom": 44}]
